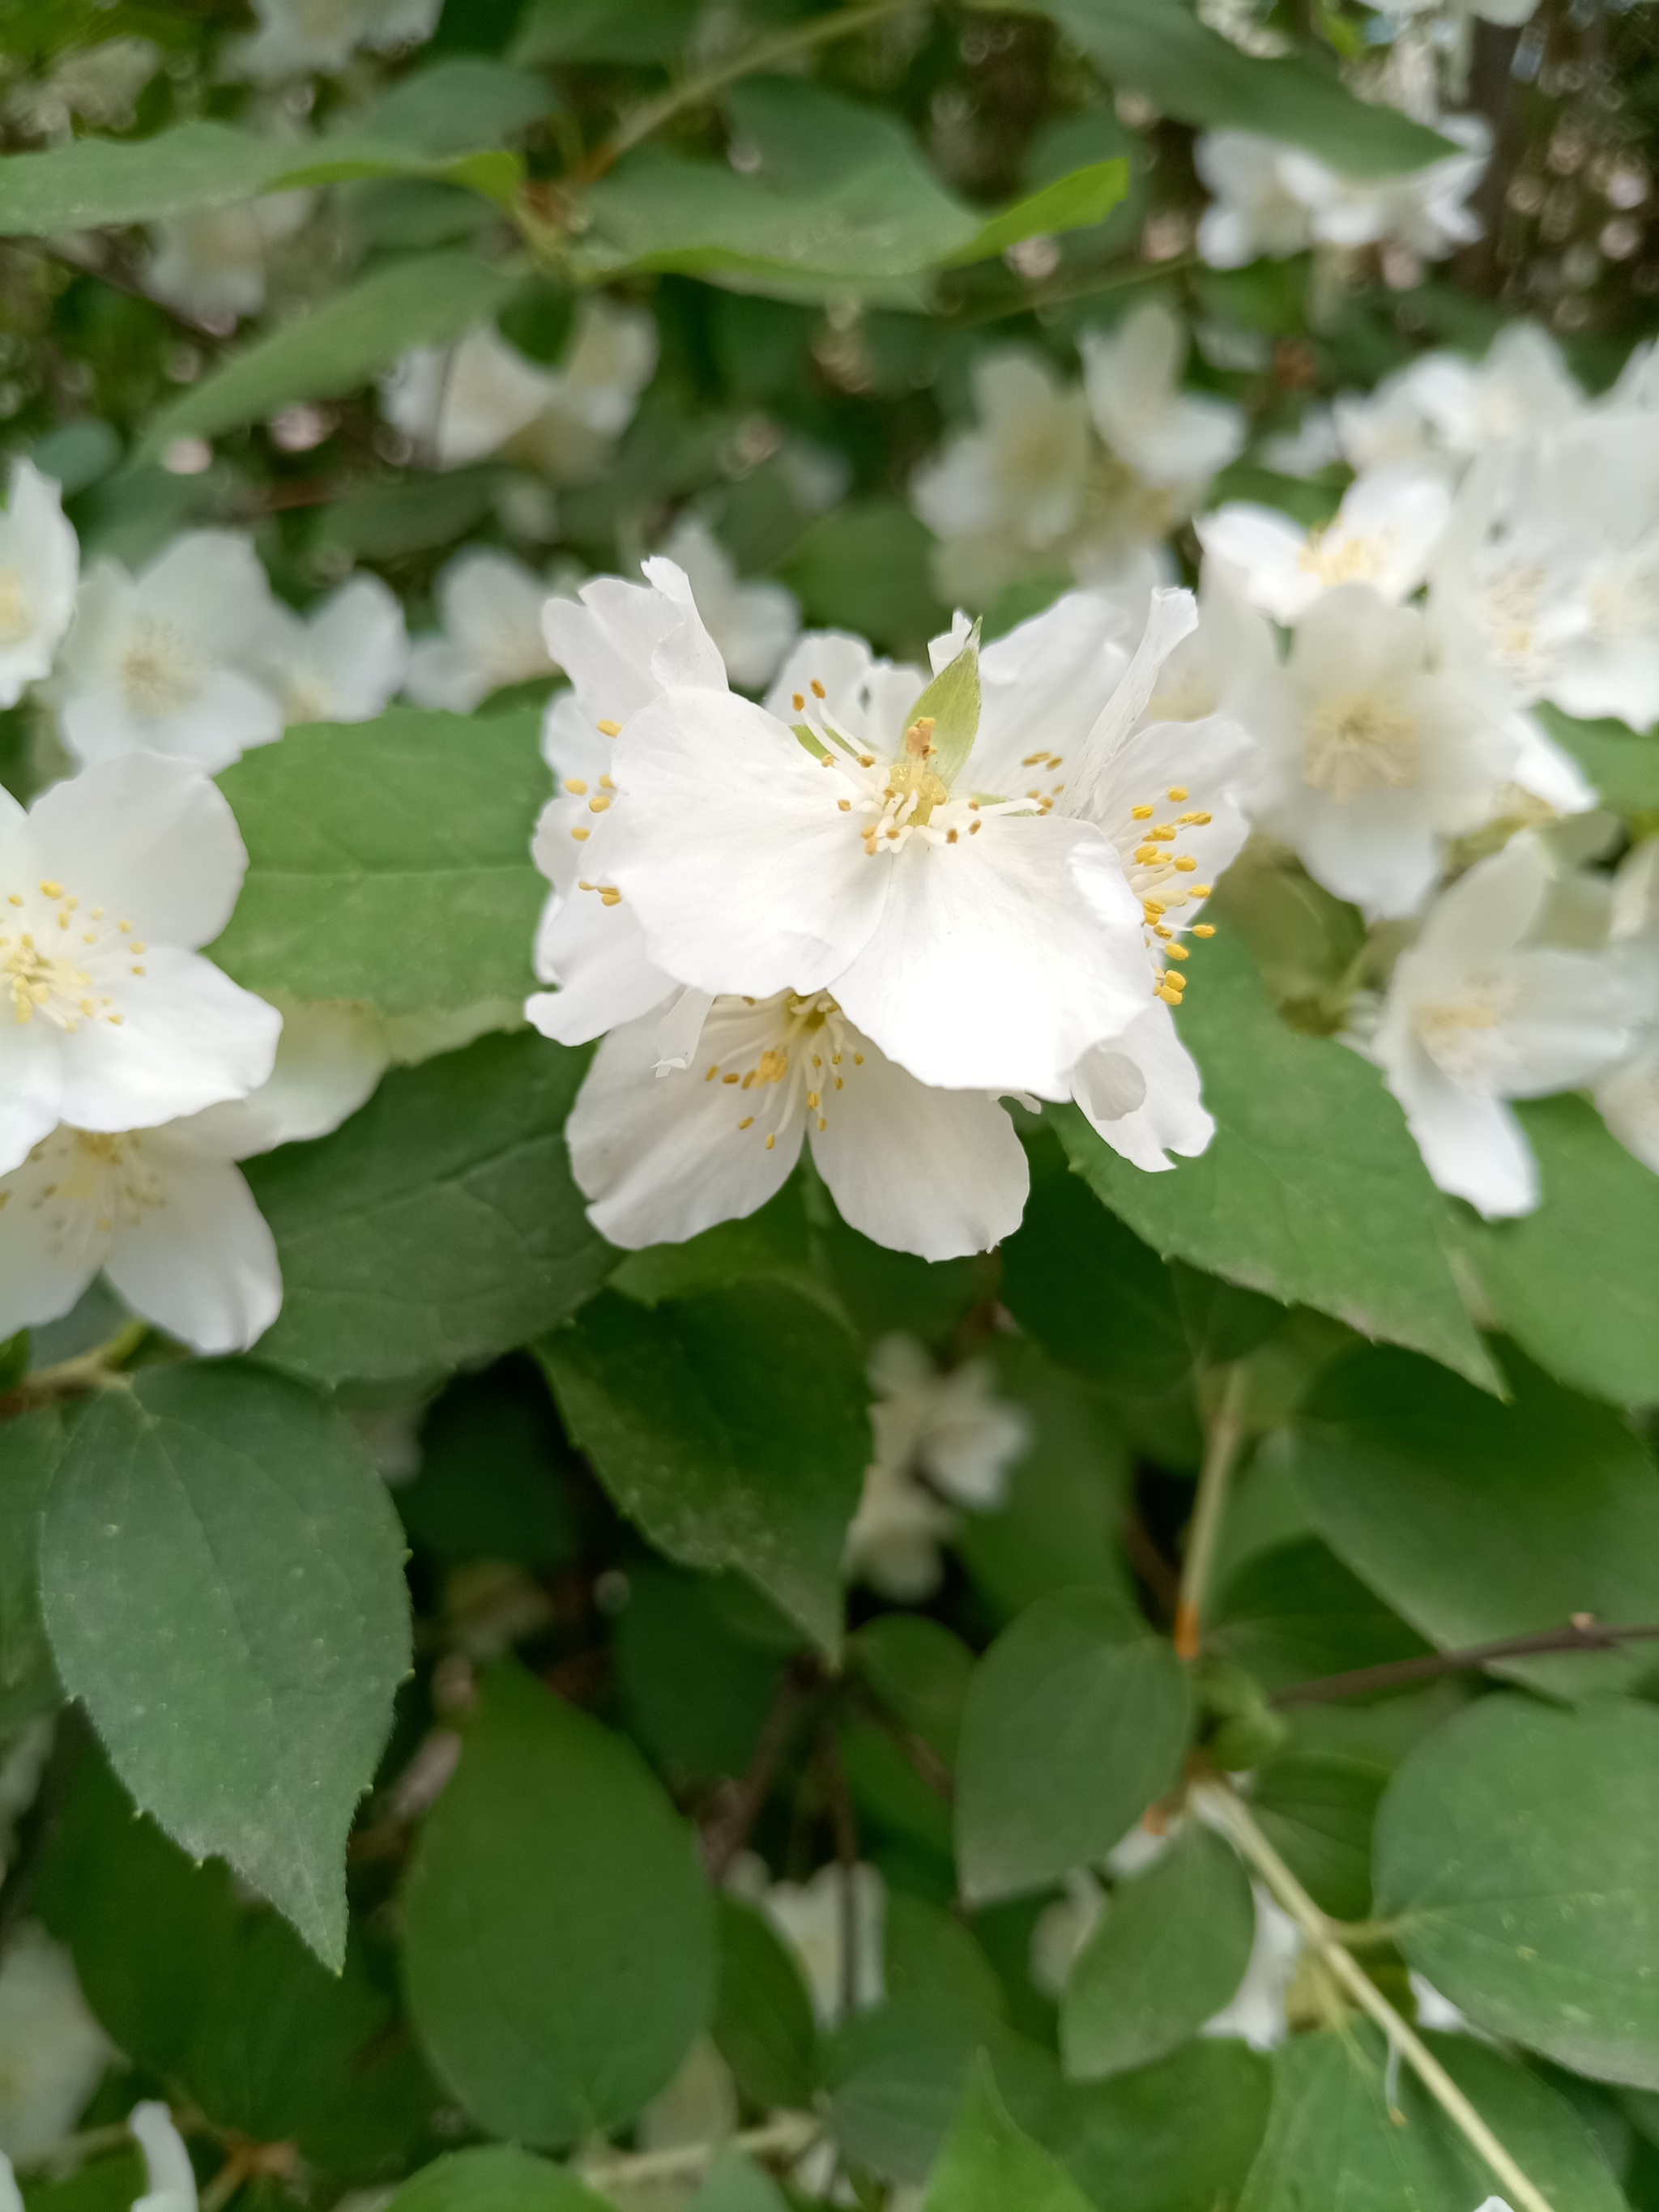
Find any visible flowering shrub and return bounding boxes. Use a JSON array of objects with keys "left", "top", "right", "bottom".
[{"left": 0, "top": 5, "right": 1657, "bottom": 2212}]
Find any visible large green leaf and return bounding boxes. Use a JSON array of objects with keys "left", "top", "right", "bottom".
[
  {"left": 0, "top": 1407, "right": 62, "bottom": 1733},
  {"left": 955, "top": 1596, "right": 1190, "bottom": 1903},
  {"left": 1060, "top": 1825, "right": 1255, "bottom": 2081},
  {"left": 1288, "top": 1345, "right": 1659, "bottom": 1698},
  {"left": 825, "top": 1999, "right": 1063, "bottom": 2186},
  {"left": 1248, "top": 1753, "right": 1384, "bottom": 1923},
  {"left": 403, "top": 1663, "right": 716, "bottom": 2146},
  {"left": 539, "top": 1281, "right": 868, "bottom": 1653},
  {"left": 248, "top": 1031, "right": 614, "bottom": 1388},
  {"left": 1021, "top": 0, "right": 1455, "bottom": 176},
  {"left": 1051, "top": 931, "right": 1495, "bottom": 1390},
  {"left": 1047, "top": 2039, "right": 1272, "bottom": 2212},
  {"left": 141, "top": 252, "right": 521, "bottom": 458},
  {"left": 1535, "top": 704, "right": 1659, "bottom": 810},
  {"left": 1456, "top": 1095, "right": 1659, "bottom": 1409},
  {"left": 213, "top": 705, "right": 548, "bottom": 1016},
  {"left": 37, "top": 1363, "right": 411, "bottom": 1967},
  {"left": 943, "top": 160, "right": 1129, "bottom": 266},
  {"left": 386, "top": 2148, "right": 612, "bottom": 2212},
  {"left": 923, "top": 2056, "right": 1097, "bottom": 2212},
  {"left": 1374, "top": 1694, "right": 1659, "bottom": 2090},
  {"left": 1209, "top": 1536, "right": 1432, "bottom": 1698}
]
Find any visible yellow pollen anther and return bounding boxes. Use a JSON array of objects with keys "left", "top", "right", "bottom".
[
  {"left": 1135, "top": 846, "right": 1161, "bottom": 864},
  {"left": 5, "top": 895, "right": 19, "bottom": 908},
  {"left": 810, "top": 679, "right": 826, "bottom": 698},
  {"left": 838, "top": 799, "right": 851, "bottom": 812},
  {"left": 739, "top": 1116, "right": 755, "bottom": 1130},
  {"left": 118, "top": 920, "right": 132, "bottom": 932},
  {"left": 565, "top": 779, "right": 588, "bottom": 795},
  {"left": 589, "top": 795, "right": 611, "bottom": 813},
  {"left": 818, "top": 1117, "right": 827, "bottom": 1132},
  {"left": 39, "top": 880, "right": 62, "bottom": 898},
  {"left": 599, "top": 775, "right": 614, "bottom": 790},
  {"left": 1179, "top": 812, "right": 1212, "bottom": 825},
  {"left": 1191, "top": 881, "right": 1212, "bottom": 896},
  {"left": 1166, "top": 943, "right": 1190, "bottom": 961},
  {"left": 131, "top": 965, "right": 145, "bottom": 976},
  {"left": 1154, "top": 925, "right": 1172, "bottom": 940},
  {"left": 571, "top": 827, "right": 591, "bottom": 841},
  {"left": 858, "top": 753, "right": 875, "bottom": 768},
  {"left": 1193, "top": 923, "right": 1216, "bottom": 938},
  {"left": 1175, "top": 856, "right": 1197, "bottom": 872},
  {"left": 947, "top": 828, "right": 959, "bottom": 843},
  {"left": 722, "top": 1072, "right": 739, "bottom": 1085},
  {"left": 834, "top": 1076, "right": 843, "bottom": 1090},
  {"left": 792, "top": 692, "right": 805, "bottom": 710},
  {"left": 765, "top": 1133, "right": 776, "bottom": 1149},
  {"left": 57, "top": 913, "right": 69, "bottom": 930},
  {"left": 600, "top": 889, "right": 622, "bottom": 906},
  {"left": 970, "top": 820, "right": 983, "bottom": 834},
  {"left": 1167, "top": 786, "right": 1188, "bottom": 801},
  {"left": 807, "top": 1091, "right": 820, "bottom": 1109},
  {"left": 597, "top": 718, "right": 621, "bottom": 735},
  {"left": 705, "top": 1066, "right": 719, "bottom": 1081}
]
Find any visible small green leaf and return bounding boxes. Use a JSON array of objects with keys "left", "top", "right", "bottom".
[
  {"left": 248, "top": 1031, "right": 615, "bottom": 1389},
  {"left": 38, "top": 1364, "right": 411, "bottom": 1967},
  {"left": 141, "top": 253, "right": 521, "bottom": 459},
  {"left": 539, "top": 1281, "right": 868, "bottom": 1653},
  {"left": 1375, "top": 1694, "right": 1659, "bottom": 2090},
  {"left": 1248, "top": 1753, "right": 1385, "bottom": 1923},
  {"left": 923, "top": 2054, "right": 1097, "bottom": 2212},
  {"left": 1060, "top": 1825, "right": 1255, "bottom": 2080},
  {"left": 1288, "top": 1344, "right": 1659, "bottom": 1698},
  {"left": 904, "top": 623, "right": 982, "bottom": 791},
  {"left": 386, "top": 2147, "right": 612, "bottom": 2212},
  {"left": 1047, "top": 2038, "right": 1272, "bottom": 2212},
  {"left": 1534, "top": 702, "right": 1659, "bottom": 811},
  {"left": 0, "top": 1406, "right": 63, "bottom": 1733},
  {"left": 690, "top": 2151, "right": 793, "bottom": 2212},
  {"left": 956, "top": 1596, "right": 1189, "bottom": 1903},
  {"left": 826, "top": 2001, "right": 1062, "bottom": 2186},
  {"left": 213, "top": 705, "right": 548, "bottom": 1016},
  {"left": 712, "top": 1894, "right": 819, "bottom": 2113},
  {"left": 942, "top": 160, "right": 1129, "bottom": 266}
]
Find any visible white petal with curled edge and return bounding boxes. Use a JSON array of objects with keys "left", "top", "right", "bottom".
[
  {"left": 565, "top": 1001, "right": 804, "bottom": 1249},
  {"left": 0, "top": 1128, "right": 109, "bottom": 1337},
  {"left": 104, "top": 1138, "right": 281, "bottom": 1354},
  {"left": 1384, "top": 1039, "right": 1539, "bottom": 1219},
  {"left": 526, "top": 889, "right": 676, "bottom": 1047},
  {"left": 1072, "top": 999, "right": 1213, "bottom": 1174},
  {"left": 28, "top": 752, "right": 250, "bottom": 949},
  {"left": 129, "top": 2103, "right": 198, "bottom": 2212},
  {"left": 56, "top": 948, "right": 280, "bottom": 1135},
  {"left": 808, "top": 1038, "right": 1029, "bottom": 1261}
]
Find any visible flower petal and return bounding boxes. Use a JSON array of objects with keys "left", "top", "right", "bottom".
[
  {"left": 104, "top": 1142, "right": 281, "bottom": 1353},
  {"left": 0, "top": 1128, "right": 107, "bottom": 1336},
  {"left": 1072, "top": 999, "right": 1214, "bottom": 1172},
  {"left": 56, "top": 947, "right": 280, "bottom": 1134},
  {"left": 28, "top": 752, "right": 250, "bottom": 948},
  {"left": 1384, "top": 1040, "right": 1539, "bottom": 1218}
]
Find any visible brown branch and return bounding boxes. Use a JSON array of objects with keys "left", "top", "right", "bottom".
[
  {"left": 849, "top": 1686, "right": 955, "bottom": 1803},
  {"left": 1272, "top": 1616, "right": 1659, "bottom": 1708},
  {"left": 700, "top": 1657, "right": 820, "bottom": 1882}
]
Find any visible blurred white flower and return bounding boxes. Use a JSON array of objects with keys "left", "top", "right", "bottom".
[
  {"left": 1201, "top": 466, "right": 1452, "bottom": 624},
  {"left": 650, "top": 517, "right": 799, "bottom": 693},
  {"left": 383, "top": 300, "right": 656, "bottom": 483},
  {"left": 1256, "top": 407, "right": 1343, "bottom": 479},
  {"left": 253, "top": 573, "right": 408, "bottom": 724},
  {"left": 1593, "top": 838, "right": 1659, "bottom": 1175},
  {"left": 0, "top": 753, "right": 280, "bottom": 1176},
  {"left": 129, "top": 2101, "right": 196, "bottom": 2212},
  {"left": 0, "top": 460, "right": 78, "bottom": 710},
  {"left": 1194, "top": 120, "right": 1489, "bottom": 271},
  {"left": 1201, "top": 1886, "right": 1303, "bottom": 2050},
  {"left": 49, "top": 531, "right": 283, "bottom": 772},
  {"left": 1030, "top": 1869, "right": 1106, "bottom": 2000},
  {"left": 1236, "top": 582, "right": 1515, "bottom": 918},
  {"left": 1371, "top": 833, "right": 1639, "bottom": 1217},
  {"left": 232, "top": 0, "right": 440, "bottom": 80},
  {"left": 0, "top": 1924, "right": 110, "bottom": 2161},
  {"left": 1081, "top": 302, "right": 1246, "bottom": 500},
  {"left": 847, "top": 1332, "right": 1030, "bottom": 1597},
  {"left": 405, "top": 548, "right": 557, "bottom": 712},
  {"left": 763, "top": 1863, "right": 885, "bottom": 2024},
  {"left": 144, "top": 194, "right": 310, "bottom": 327},
  {"left": 1194, "top": 134, "right": 1316, "bottom": 270}
]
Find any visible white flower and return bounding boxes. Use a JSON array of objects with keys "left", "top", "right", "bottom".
[
  {"left": 232, "top": 0, "right": 439, "bottom": 80},
  {"left": 566, "top": 988, "right": 1030, "bottom": 1263},
  {"left": 382, "top": 299, "right": 656, "bottom": 482},
  {"left": 1030, "top": 1869, "right": 1107, "bottom": 2000},
  {"left": 1256, "top": 407, "right": 1343, "bottom": 479},
  {"left": 762, "top": 1863, "right": 885, "bottom": 2025},
  {"left": 1396, "top": 322, "right": 1582, "bottom": 462},
  {"left": 0, "top": 1924, "right": 110, "bottom": 2161},
  {"left": 1371, "top": 833, "right": 1640, "bottom": 1217},
  {"left": 1081, "top": 303, "right": 1246, "bottom": 498},
  {"left": 1593, "top": 839, "right": 1659, "bottom": 1175},
  {"left": 1236, "top": 582, "right": 1515, "bottom": 918},
  {"left": 650, "top": 518, "right": 800, "bottom": 694},
  {"left": 1194, "top": 133, "right": 1316, "bottom": 270},
  {"left": 405, "top": 549, "right": 557, "bottom": 713},
  {"left": 144, "top": 194, "right": 310, "bottom": 326},
  {"left": 846, "top": 1333, "right": 1029, "bottom": 1596},
  {"left": 251, "top": 573, "right": 407, "bottom": 725},
  {"left": 1201, "top": 1887, "right": 1303, "bottom": 2050},
  {"left": 0, "top": 754, "right": 280, "bottom": 1177},
  {"left": 49, "top": 533, "right": 283, "bottom": 772},
  {"left": 587, "top": 616, "right": 1158, "bottom": 1099},
  {"left": 129, "top": 2102, "right": 197, "bottom": 2212},
  {"left": 0, "top": 461, "right": 78, "bottom": 710},
  {"left": 1201, "top": 466, "right": 1452, "bottom": 624}
]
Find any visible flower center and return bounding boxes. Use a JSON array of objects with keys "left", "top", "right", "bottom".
[
  {"left": 2, "top": 877, "right": 134, "bottom": 1030},
  {"left": 702, "top": 990, "right": 865, "bottom": 1145},
  {"left": 0, "top": 567, "right": 32, "bottom": 646},
  {"left": 119, "top": 616, "right": 203, "bottom": 718},
  {"left": 1297, "top": 525, "right": 1389, "bottom": 590},
  {"left": 1123, "top": 783, "right": 1218, "bottom": 1006},
  {"left": 1303, "top": 689, "right": 1419, "bottom": 803},
  {"left": 1413, "top": 982, "right": 1510, "bottom": 1082},
  {"left": 0, "top": 1126, "right": 166, "bottom": 1246},
  {"left": 788, "top": 684, "right": 1013, "bottom": 859}
]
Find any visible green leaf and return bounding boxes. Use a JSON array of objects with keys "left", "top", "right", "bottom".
[
  {"left": 944, "top": 160, "right": 1129, "bottom": 266},
  {"left": 1239, "top": 2021, "right": 1626, "bottom": 2212},
  {"left": 1060, "top": 1825, "right": 1255, "bottom": 2081},
  {"left": 37, "top": 1363, "right": 411, "bottom": 1968},
  {"left": 1049, "top": 930, "right": 1497, "bottom": 1391},
  {"left": 1287, "top": 1344, "right": 1659, "bottom": 1698},
  {"left": 1455, "top": 1095, "right": 1659, "bottom": 1409},
  {"left": 923, "top": 2054, "right": 1098, "bottom": 2212},
  {"left": 887, "top": 1893, "right": 1008, "bottom": 2026},
  {"left": 248, "top": 1031, "right": 614, "bottom": 1388},
  {"left": 711, "top": 1894, "right": 819, "bottom": 2114},
  {"left": 1026, "top": 0, "right": 1455, "bottom": 176},
  {"left": 610, "top": 1177, "right": 813, "bottom": 1305},
  {"left": 1534, "top": 703, "right": 1659, "bottom": 810},
  {"left": 386, "top": 2148, "right": 612, "bottom": 2212},
  {"left": 851, "top": 1615, "right": 975, "bottom": 1762},
  {"left": 956, "top": 1596, "right": 1190, "bottom": 1903},
  {"left": 1047, "top": 2039, "right": 1272, "bottom": 2212},
  {"left": 0, "top": 1407, "right": 62, "bottom": 1732},
  {"left": 538, "top": 1281, "right": 868, "bottom": 1653},
  {"left": 615, "top": 1562, "right": 788, "bottom": 1780},
  {"left": 1209, "top": 1536, "right": 1432, "bottom": 1698},
  {"left": 403, "top": 1663, "right": 716, "bottom": 2146},
  {"left": 1248, "top": 1753, "right": 1384, "bottom": 1923},
  {"left": 904, "top": 621, "right": 982, "bottom": 790},
  {"left": 213, "top": 705, "right": 548, "bottom": 1016},
  {"left": 826, "top": 2000, "right": 1063, "bottom": 2186},
  {"left": 779, "top": 498, "right": 950, "bottom": 661},
  {"left": 0, "top": 119, "right": 514, "bottom": 237},
  {"left": 1375, "top": 1694, "right": 1659, "bottom": 2091},
  {"left": 514, "top": 0, "right": 700, "bottom": 64},
  {"left": 141, "top": 252, "right": 521, "bottom": 459},
  {"left": 352, "top": 58, "right": 552, "bottom": 159}
]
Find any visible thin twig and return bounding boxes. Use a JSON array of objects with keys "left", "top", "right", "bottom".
[
  {"left": 1175, "top": 1364, "right": 1250, "bottom": 1661},
  {"left": 951, "top": 253, "right": 1202, "bottom": 327},
  {"left": 581, "top": 2112, "right": 821, "bottom": 2192},
  {"left": 850, "top": 1687, "right": 955, "bottom": 1803},
  {"left": 2, "top": 1319, "right": 149, "bottom": 1409},
  {"left": 1195, "top": 1780, "right": 1557, "bottom": 2212},
  {"left": 1272, "top": 1617, "right": 1659, "bottom": 1708},
  {"left": 15, "top": 2122, "right": 135, "bottom": 2176},
  {"left": 821, "top": 1726, "right": 861, "bottom": 2021},
  {"left": 702, "top": 1658, "right": 820, "bottom": 1881}
]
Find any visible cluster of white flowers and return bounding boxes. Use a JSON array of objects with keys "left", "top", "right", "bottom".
[
  {"left": 912, "top": 303, "right": 1246, "bottom": 605},
  {"left": 527, "top": 537, "right": 1260, "bottom": 1261},
  {"left": 1182, "top": 319, "right": 1658, "bottom": 1217}
]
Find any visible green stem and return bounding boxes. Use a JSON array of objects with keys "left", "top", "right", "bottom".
[
  {"left": 580, "top": 2112, "right": 821, "bottom": 2190},
  {"left": 1175, "top": 1364, "right": 1248, "bottom": 1660},
  {"left": 1195, "top": 1780, "right": 1558, "bottom": 2212},
  {"left": 953, "top": 253, "right": 1201, "bottom": 328},
  {"left": 8, "top": 1319, "right": 148, "bottom": 1404}
]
